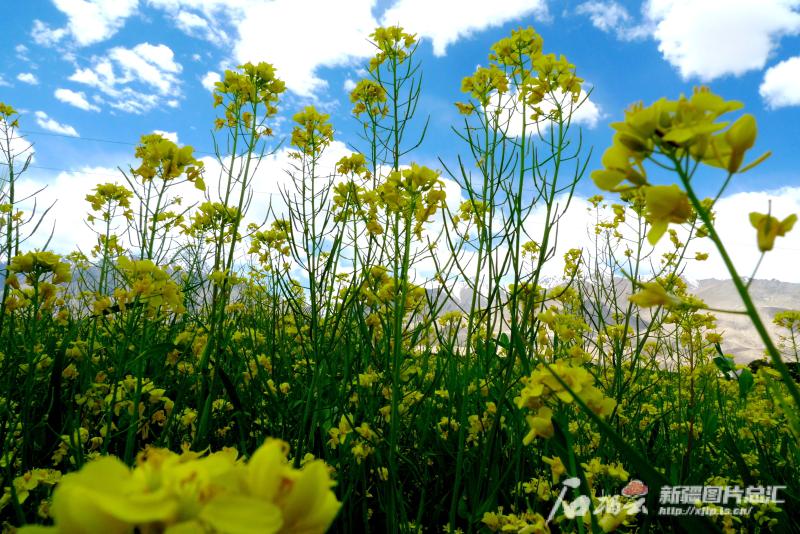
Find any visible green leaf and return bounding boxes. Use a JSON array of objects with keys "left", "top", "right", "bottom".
[
  {"left": 713, "top": 352, "right": 735, "bottom": 378},
  {"left": 737, "top": 369, "right": 754, "bottom": 399},
  {"left": 497, "top": 332, "right": 510, "bottom": 350}
]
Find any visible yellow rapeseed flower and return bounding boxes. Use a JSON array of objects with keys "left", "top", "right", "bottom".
[
  {"left": 20, "top": 439, "right": 340, "bottom": 534},
  {"left": 643, "top": 184, "right": 692, "bottom": 245},
  {"left": 749, "top": 212, "right": 797, "bottom": 252},
  {"left": 629, "top": 281, "right": 681, "bottom": 308}
]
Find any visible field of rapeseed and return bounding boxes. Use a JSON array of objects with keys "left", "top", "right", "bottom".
[{"left": 0, "top": 26, "right": 799, "bottom": 533}]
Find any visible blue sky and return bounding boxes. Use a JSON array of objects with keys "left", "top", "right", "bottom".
[{"left": 1, "top": 0, "right": 800, "bottom": 280}]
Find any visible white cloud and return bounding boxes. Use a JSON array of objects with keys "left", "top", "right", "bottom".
[
  {"left": 520, "top": 187, "right": 800, "bottom": 283},
  {"left": 343, "top": 78, "right": 357, "bottom": 92},
  {"left": 576, "top": 1, "right": 650, "bottom": 40},
  {"left": 681, "top": 187, "right": 800, "bottom": 282},
  {"left": 141, "top": 0, "right": 551, "bottom": 97},
  {"left": 108, "top": 43, "right": 182, "bottom": 94},
  {"left": 69, "top": 42, "right": 182, "bottom": 113},
  {"left": 0, "top": 78, "right": 10, "bottom": 88},
  {"left": 33, "top": 111, "right": 79, "bottom": 137},
  {"left": 18, "top": 140, "right": 353, "bottom": 254},
  {"left": 760, "top": 56, "right": 800, "bottom": 108},
  {"left": 15, "top": 44, "right": 29, "bottom": 61},
  {"left": 492, "top": 87, "right": 602, "bottom": 137},
  {"left": 17, "top": 72, "right": 39, "bottom": 85},
  {"left": 1, "top": 129, "right": 35, "bottom": 165},
  {"left": 567, "top": 91, "right": 601, "bottom": 128},
  {"left": 381, "top": 0, "right": 548, "bottom": 56},
  {"left": 201, "top": 71, "right": 221, "bottom": 92},
  {"left": 577, "top": 1, "right": 631, "bottom": 32},
  {"left": 16, "top": 167, "right": 117, "bottom": 253},
  {"left": 199, "top": 140, "right": 354, "bottom": 225},
  {"left": 31, "top": 20, "right": 69, "bottom": 46},
  {"left": 54, "top": 88, "right": 101, "bottom": 112},
  {"left": 146, "top": 0, "right": 237, "bottom": 38},
  {"left": 33, "top": 0, "right": 139, "bottom": 47},
  {"left": 232, "top": 0, "right": 378, "bottom": 96},
  {"left": 645, "top": 0, "right": 800, "bottom": 81},
  {"left": 15, "top": 146, "right": 799, "bottom": 286},
  {"left": 175, "top": 10, "right": 228, "bottom": 42},
  {"left": 152, "top": 130, "right": 179, "bottom": 143}
]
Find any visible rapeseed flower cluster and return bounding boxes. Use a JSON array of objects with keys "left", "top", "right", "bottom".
[
  {"left": 132, "top": 134, "right": 205, "bottom": 191},
  {"left": 515, "top": 361, "right": 615, "bottom": 444},
  {"left": 591, "top": 87, "right": 776, "bottom": 245}
]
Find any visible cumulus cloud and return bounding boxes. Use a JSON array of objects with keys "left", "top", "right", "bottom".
[
  {"left": 576, "top": 1, "right": 800, "bottom": 82},
  {"left": 16, "top": 73, "right": 39, "bottom": 85},
  {"left": 54, "top": 88, "right": 101, "bottom": 111},
  {"left": 645, "top": 0, "right": 800, "bottom": 81},
  {"left": 15, "top": 146, "right": 800, "bottom": 286},
  {"left": 145, "top": 0, "right": 377, "bottom": 96},
  {"left": 31, "top": 0, "right": 139, "bottom": 48},
  {"left": 576, "top": 1, "right": 650, "bottom": 40},
  {"left": 152, "top": 130, "right": 179, "bottom": 143},
  {"left": 556, "top": 90, "right": 601, "bottom": 129},
  {"left": 16, "top": 167, "right": 117, "bottom": 253},
  {"left": 33, "top": 111, "right": 79, "bottom": 137},
  {"left": 577, "top": 1, "right": 632, "bottom": 32},
  {"left": 143, "top": 0, "right": 551, "bottom": 97},
  {"left": 491, "top": 87, "right": 602, "bottom": 137},
  {"left": 15, "top": 44, "right": 30, "bottom": 61},
  {"left": 174, "top": 9, "right": 229, "bottom": 42},
  {"left": 201, "top": 71, "right": 221, "bottom": 92},
  {"left": 17, "top": 140, "right": 354, "bottom": 254},
  {"left": 31, "top": 20, "right": 69, "bottom": 47},
  {"left": 518, "top": 187, "right": 800, "bottom": 283},
  {"left": 760, "top": 56, "right": 800, "bottom": 108},
  {"left": 683, "top": 187, "right": 800, "bottom": 282},
  {"left": 380, "top": 0, "right": 548, "bottom": 56},
  {"left": 146, "top": 0, "right": 236, "bottom": 40},
  {"left": 69, "top": 42, "right": 182, "bottom": 113},
  {"left": 232, "top": 0, "right": 378, "bottom": 96},
  {"left": 3, "top": 131, "right": 35, "bottom": 165}
]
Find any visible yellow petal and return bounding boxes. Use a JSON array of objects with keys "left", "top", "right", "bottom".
[
  {"left": 50, "top": 485, "right": 130, "bottom": 534},
  {"left": 749, "top": 212, "right": 766, "bottom": 228},
  {"left": 646, "top": 220, "right": 668, "bottom": 246},
  {"left": 280, "top": 462, "right": 340, "bottom": 534},
  {"left": 725, "top": 113, "right": 757, "bottom": 153},
  {"left": 779, "top": 214, "right": 798, "bottom": 235},
  {"left": 247, "top": 439, "right": 288, "bottom": 502},
  {"left": 591, "top": 169, "right": 624, "bottom": 192},
  {"left": 199, "top": 495, "right": 283, "bottom": 534}
]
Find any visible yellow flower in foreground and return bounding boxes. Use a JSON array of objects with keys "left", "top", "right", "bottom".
[
  {"left": 20, "top": 439, "right": 340, "bottom": 534},
  {"left": 37, "top": 456, "right": 177, "bottom": 533},
  {"left": 246, "top": 439, "right": 340, "bottom": 534},
  {"left": 643, "top": 185, "right": 692, "bottom": 245},
  {"left": 597, "top": 501, "right": 634, "bottom": 532},
  {"left": 542, "top": 456, "right": 566, "bottom": 483},
  {"left": 629, "top": 282, "right": 682, "bottom": 308},
  {"left": 749, "top": 212, "right": 797, "bottom": 252},
  {"left": 524, "top": 407, "right": 554, "bottom": 444},
  {"left": 724, "top": 113, "right": 757, "bottom": 173}
]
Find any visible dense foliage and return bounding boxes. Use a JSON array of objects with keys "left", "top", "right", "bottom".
[{"left": 0, "top": 26, "right": 798, "bottom": 534}]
